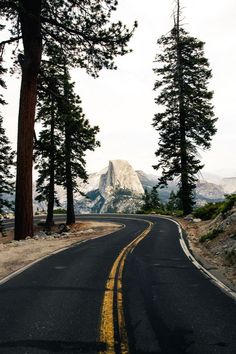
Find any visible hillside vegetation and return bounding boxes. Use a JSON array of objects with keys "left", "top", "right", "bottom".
[{"left": 178, "top": 194, "right": 236, "bottom": 288}]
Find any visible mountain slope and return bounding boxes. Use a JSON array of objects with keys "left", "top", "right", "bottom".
[
  {"left": 100, "top": 160, "right": 144, "bottom": 197},
  {"left": 32, "top": 162, "right": 235, "bottom": 213},
  {"left": 68, "top": 160, "right": 144, "bottom": 214},
  {"left": 4, "top": 161, "right": 234, "bottom": 215}
]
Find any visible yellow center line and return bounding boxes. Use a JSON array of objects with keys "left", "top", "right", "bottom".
[{"left": 99, "top": 221, "right": 153, "bottom": 354}]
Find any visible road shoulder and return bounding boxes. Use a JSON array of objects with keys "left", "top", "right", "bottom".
[{"left": 173, "top": 217, "right": 236, "bottom": 295}]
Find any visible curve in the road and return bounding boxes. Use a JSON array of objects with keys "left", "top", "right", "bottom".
[{"left": 0, "top": 214, "right": 236, "bottom": 354}]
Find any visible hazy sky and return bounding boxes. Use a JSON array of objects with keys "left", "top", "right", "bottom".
[{"left": 2, "top": 0, "right": 236, "bottom": 177}]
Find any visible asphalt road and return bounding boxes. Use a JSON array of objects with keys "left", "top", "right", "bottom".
[{"left": 0, "top": 215, "right": 236, "bottom": 354}]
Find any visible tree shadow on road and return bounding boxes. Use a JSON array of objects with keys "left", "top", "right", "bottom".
[{"left": 0, "top": 340, "right": 106, "bottom": 353}]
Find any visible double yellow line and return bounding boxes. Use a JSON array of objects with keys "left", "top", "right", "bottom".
[{"left": 99, "top": 221, "right": 153, "bottom": 354}]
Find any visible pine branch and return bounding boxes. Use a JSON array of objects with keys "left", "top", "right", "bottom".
[{"left": 0, "top": 36, "right": 22, "bottom": 47}]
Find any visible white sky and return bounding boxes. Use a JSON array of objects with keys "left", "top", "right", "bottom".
[{"left": 2, "top": 0, "right": 236, "bottom": 177}]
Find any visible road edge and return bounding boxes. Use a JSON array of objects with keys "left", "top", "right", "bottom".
[{"left": 160, "top": 216, "right": 236, "bottom": 302}]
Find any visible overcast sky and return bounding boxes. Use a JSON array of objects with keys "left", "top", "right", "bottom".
[{"left": 2, "top": 0, "right": 236, "bottom": 177}]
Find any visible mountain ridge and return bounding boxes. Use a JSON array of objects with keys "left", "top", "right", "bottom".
[
  {"left": 49, "top": 160, "right": 236, "bottom": 213},
  {"left": 3, "top": 160, "right": 235, "bottom": 214}
]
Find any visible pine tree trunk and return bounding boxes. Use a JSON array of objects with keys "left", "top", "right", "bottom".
[
  {"left": 45, "top": 102, "right": 55, "bottom": 230},
  {"left": 15, "top": 0, "right": 42, "bottom": 240},
  {"left": 66, "top": 175, "right": 75, "bottom": 225},
  {"left": 65, "top": 123, "right": 75, "bottom": 225},
  {"left": 175, "top": 0, "right": 192, "bottom": 215},
  {"left": 62, "top": 64, "right": 75, "bottom": 225}
]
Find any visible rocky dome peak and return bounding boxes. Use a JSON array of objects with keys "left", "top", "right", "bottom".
[{"left": 99, "top": 160, "right": 144, "bottom": 197}]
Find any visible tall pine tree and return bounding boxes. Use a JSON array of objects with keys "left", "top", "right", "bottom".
[
  {"left": 58, "top": 67, "right": 100, "bottom": 225},
  {"left": 34, "top": 49, "right": 67, "bottom": 229},
  {"left": 140, "top": 187, "right": 161, "bottom": 213},
  {"left": 166, "top": 191, "right": 182, "bottom": 213},
  {"left": 35, "top": 51, "right": 99, "bottom": 227},
  {"left": 34, "top": 97, "right": 62, "bottom": 229},
  {"left": 153, "top": 0, "right": 217, "bottom": 214},
  {"left": 0, "top": 1, "right": 136, "bottom": 239}
]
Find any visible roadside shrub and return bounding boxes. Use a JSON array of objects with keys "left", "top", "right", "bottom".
[
  {"left": 136, "top": 208, "right": 156, "bottom": 215},
  {"left": 199, "top": 228, "right": 222, "bottom": 243},
  {"left": 138, "top": 209, "right": 184, "bottom": 217},
  {"left": 193, "top": 202, "right": 222, "bottom": 220},
  {"left": 220, "top": 194, "right": 236, "bottom": 215},
  {"left": 172, "top": 210, "right": 184, "bottom": 217},
  {"left": 136, "top": 209, "right": 144, "bottom": 214},
  {"left": 53, "top": 208, "right": 67, "bottom": 214},
  {"left": 224, "top": 250, "right": 236, "bottom": 266}
]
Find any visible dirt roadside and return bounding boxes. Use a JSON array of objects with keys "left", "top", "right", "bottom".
[
  {"left": 175, "top": 217, "right": 236, "bottom": 292},
  {"left": 0, "top": 221, "right": 122, "bottom": 281}
]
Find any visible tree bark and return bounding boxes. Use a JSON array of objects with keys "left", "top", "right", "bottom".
[
  {"left": 62, "top": 64, "right": 75, "bottom": 225},
  {"left": 65, "top": 122, "right": 75, "bottom": 225},
  {"left": 14, "top": 0, "right": 42, "bottom": 240}
]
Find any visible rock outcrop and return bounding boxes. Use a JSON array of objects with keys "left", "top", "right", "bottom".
[
  {"left": 59, "top": 160, "right": 144, "bottom": 214},
  {"left": 100, "top": 160, "right": 144, "bottom": 197}
]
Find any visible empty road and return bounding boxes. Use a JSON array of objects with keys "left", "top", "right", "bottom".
[{"left": 0, "top": 215, "right": 235, "bottom": 353}]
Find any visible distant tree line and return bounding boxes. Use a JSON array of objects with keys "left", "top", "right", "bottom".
[{"left": 138, "top": 187, "right": 182, "bottom": 215}]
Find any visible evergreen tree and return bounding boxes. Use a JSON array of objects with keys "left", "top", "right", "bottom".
[
  {"left": 153, "top": 0, "right": 217, "bottom": 215},
  {"left": 0, "top": 1, "right": 136, "bottom": 239},
  {"left": 35, "top": 52, "right": 99, "bottom": 227},
  {"left": 34, "top": 97, "right": 62, "bottom": 230},
  {"left": 58, "top": 68, "right": 100, "bottom": 225},
  {"left": 166, "top": 190, "right": 182, "bottom": 212},
  {"left": 150, "top": 187, "right": 161, "bottom": 210},
  {"left": 34, "top": 52, "right": 66, "bottom": 230},
  {"left": 140, "top": 187, "right": 161, "bottom": 213},
  {"left": 0, "top": 53, "right": 15, "bottom": 233},
  {"left": 142, "top": 188, "right": 152, "bottom": 211}
]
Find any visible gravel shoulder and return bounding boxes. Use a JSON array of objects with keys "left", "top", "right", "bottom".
[{"left": 0, "top": 221, "right": 122, "bottom": 281}]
